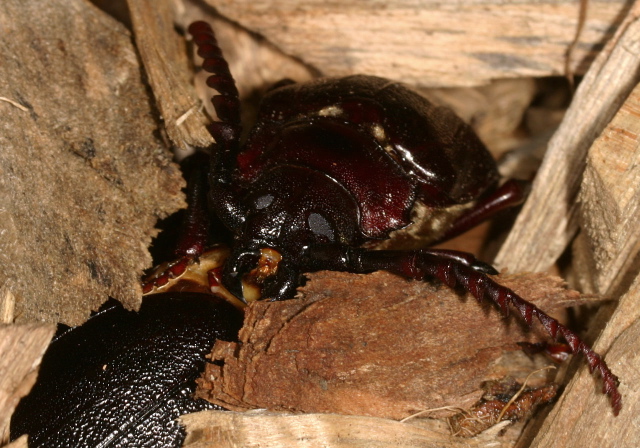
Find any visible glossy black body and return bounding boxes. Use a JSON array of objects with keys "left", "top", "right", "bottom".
[{"left": 10, "top": 293, "right": 243, "bottom": 447}]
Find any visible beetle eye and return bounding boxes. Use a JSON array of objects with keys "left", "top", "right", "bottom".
[
  {"left": 254, "top": 194, "right": 274, "bottom": 209},
  {"left": 308, "top": 212, "right": 334, "bottom": 240}
]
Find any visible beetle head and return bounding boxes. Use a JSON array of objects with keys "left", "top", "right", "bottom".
[{"left": 221, "top": 246, "right": 298, "bottom": 302}]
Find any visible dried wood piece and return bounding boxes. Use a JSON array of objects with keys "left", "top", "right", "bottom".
[
  {"left": 0, "top": 324, "right": 55, "bottom": 444},
  {"left": 127, "top": 0, "right": 214, "bottom": 150},
  {"left": 524, "top": 48, "right": 640, "bottom": 448},
  {"left": 2, "top": 435, "right": 27, "bottom": 448},
  {"left": 0, "top": 0, "right": 185, "bottom": 324},
  {"left": 494, "top": 4, "right": 640, "bottom": 273},
  {"left": 576, "top": 82, "right": 640, "bottom": 297},
  {"left": 181, "top": 409, "right": 514, "bottom": 448},
  {"left": 197, "top": 271, "right": 587, "bottom": 420},
  {"left": 207, "top": 0, "right": 629, "bottom": 87}
]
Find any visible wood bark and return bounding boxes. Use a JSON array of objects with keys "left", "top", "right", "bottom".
[
  {"left": 196, "top": 271, "right": 586, "bottom": 420},
  {"left": 0, "top": 0, "right": 185, "bottom": 325}
]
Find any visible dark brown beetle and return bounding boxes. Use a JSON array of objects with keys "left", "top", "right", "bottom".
[{"left": 166, "top": 21, "right": 618, "bottom": 414}]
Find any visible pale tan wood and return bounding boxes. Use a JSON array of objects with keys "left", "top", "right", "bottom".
[
  {"left": 0, "top": 324, "right": 55, "bottom": 444},
  {"left": 0, "top": 0, "right": 185, "bottom": 325},
  {"left": 521, "top": 65, "right": 640, "bottom": 448},
  {"left": 127, "top": 0, "right": 214, "bottom": 150},
  {"left": 494, "top": 4, "right": 640, "bottom": 273},
  {"left": 577, "top": 83, "right": 640, "bottom": 297},
  {"left": 2, "top": 435, "right": 27, "bottom": 448},
  {"left": 208, "top": 0, "right": 630, "bottom": 87},
  {"left": 181, "top": 410, "right": 514, "bottom": 448}
]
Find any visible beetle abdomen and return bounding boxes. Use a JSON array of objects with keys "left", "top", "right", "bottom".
[{"left": 10, "top": 293, "right": 243, "bottom": 448}]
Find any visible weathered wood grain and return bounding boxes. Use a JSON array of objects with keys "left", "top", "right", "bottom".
[
  {"left": 127, "top": 0, "right": 214, "bottom": 150},
  {"left": 181, "top": 410, "right": 514, "bottom": 448},
  {"left": 207, "top": 0, "right": 630, "bottom": 87},
  {"left": 0, "top": 324, "right": 55, "bottom": 444},
  {"left": 576, "top": 83, "right": 640, "bottom": 297},
  {"left": 494, "top": 4, "right": 640, "bottom": 273}
]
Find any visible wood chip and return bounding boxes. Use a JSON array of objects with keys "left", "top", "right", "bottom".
[
  {"left": 181, "top": 409, "right": 514, "bottom": 448},
  {"left": 494, "top": 3, "right": 640, "bottom": 273},
  {"left": 0, "top": 0, "right": 185, "bottom": 324},
  {"left": 576, "top": 82, "right": 640, "bottom": 297},
  {"left": 207, "top": 0, "right": 630, "bottom": 87},
  {"left": 0, "top": 324, "right": 55, "bottom": 444},
  {"left": 197, "top": 271, "right": 585, "bottom": 420}
]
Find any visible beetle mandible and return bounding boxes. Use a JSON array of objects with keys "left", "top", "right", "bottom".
[{"left": 145, "top": 21, "right": 621, "bottom": 415}]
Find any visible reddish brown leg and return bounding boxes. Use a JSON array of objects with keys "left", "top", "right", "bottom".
[
  {"left": 174, "top": 154, "right": 211, "bottom": 259},
  {"left": 305, "top": 244, "right": 622, "bottom": 415},
  {"left": 142, "top": 156, "right": 212, "bottom": 293},
  {"left": 434, "top": 179, "right": 529, "bottom": 244}
]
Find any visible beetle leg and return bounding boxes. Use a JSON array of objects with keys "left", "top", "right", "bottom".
[
  {"left": 434, "top": 179, "right": 530, "bottom": 244},
  {"left": 304, "top": 244, "right": 622, "bottom": 415},
  {"left": 188, "top": 21, "right": 247, "bottom": 231},
  {"left": 174, "top": 153, "right": 211, "bottom": 259},
  {"left": 142, "top": 155, "right": 213, "bottom": 294}
]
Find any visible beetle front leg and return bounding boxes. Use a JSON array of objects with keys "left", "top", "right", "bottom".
[{"left": 305, "top": 244, "right": 622, "bottom": 415}]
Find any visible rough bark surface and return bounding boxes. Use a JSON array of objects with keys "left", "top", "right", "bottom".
[
  {"left": 0, "top": 0, "right": 185, "bottom": 325},
  {"left": 197, "top": 271, "right": 586, "bottom": 420}
]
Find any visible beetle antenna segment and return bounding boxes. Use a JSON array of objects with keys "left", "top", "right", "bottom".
[
  {"left": 188, "top": 21, "right": 247, "bottom": 230},
  {"left": 305, "top": 245, "right": 622, "bottom": 415},
  {"left": 188, "top": 21, "right": 241, "bottom": 144},
  {"left": 440, "top": 262, "right": 622, "bottom": 416}
]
